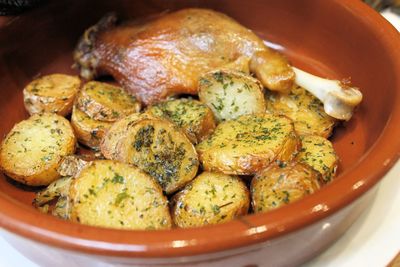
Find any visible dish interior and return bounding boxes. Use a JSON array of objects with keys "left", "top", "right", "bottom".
[{"left": 0, "top": 0, "right": 396, "bottom": 223}]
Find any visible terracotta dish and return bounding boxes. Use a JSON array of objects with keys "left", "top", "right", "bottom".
[{"left": 0, "top": 0, "right": 399, "bottom": 266}]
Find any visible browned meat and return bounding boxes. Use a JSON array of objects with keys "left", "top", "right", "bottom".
[{"left": 74, "top": 8, "right": 294, "bottom": 105}]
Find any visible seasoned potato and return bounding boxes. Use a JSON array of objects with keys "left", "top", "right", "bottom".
[
  {"left": 198, "top": 70, "right": 266, "bottom": 121},
  {"left": 296, "top": 135, "right": 338, "bottom": 183},
  {"left": 112, "top": 118, "right": 199, "bottom": 194},
  {"left": 100, "top": 113, "right": 157, "bottom": 160},
  {"left": 23, "top": 74, "right": 81, "bottom": 116},
  {"left": 196, "top": 113, "right": 299, "bottom": 175},
  {"left": 251, "top": 162, "right": 321, "bottom": 213},
  {"left": 76, "top": 81, "right": 141, "bottom": 122},
  {"left": 265, "top": 85, "right": 336, "bottom": 138},
  {"left": 34, "top": 155, "right": 90, "bottom": 219},
  {"left": 0, "top": 113, "right": 76, "bottom": 186},
  {"left": 172, "top": 172, "right": 249, "bottom": 228},
  {"left": 33, "top": 175, "right": 73, "bottom": 207},
  {"left": 70, "top": 160, "right": 172, "bottom": 230},
  {"left": 52, "top": 196, "right": 71, "bottom": 220},
  {"left": 33, "top": 176, "right": 73, "bottom": 220},
  {"left": 146, "top": 98, "right": 216, "bottom": 143},
  {"left": 71, "top": 105, "right": 113, "bottom": 149}
]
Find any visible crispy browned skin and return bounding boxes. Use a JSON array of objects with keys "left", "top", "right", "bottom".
[{"left": 74, "top": 8, "right": 294, "bottom": 105}]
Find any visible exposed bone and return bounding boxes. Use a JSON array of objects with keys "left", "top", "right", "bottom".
[{"left": 292, "top": 67, "right": 363, "bottom": 121}]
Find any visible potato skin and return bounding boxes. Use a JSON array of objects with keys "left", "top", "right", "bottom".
[
  {"left": 196, "top": 113, "right": 300, "bottom": 175},
  {"left": 23, "top": 74, "right": 81, "bottom": 116},
  {"left": 56, "top": 155, "right": 90, "bottom": 177},
  {"left": 112, "top": 117, "right": 199, "bottom": 194},
  {"left": 251, "top": 162, "right": 321, "bottom": 213},
  {"left": 265, "top": 85, "right": 336, "bottom": 138},
  {"left": 172, "top": 172, "right": 249, "bottom": 228},
  {"left": 71, "top": 105, "right": 113, "bottom": 149},
  {"left": 33, "top": 156, "right": 90, "bottom": 219},
  {"left": 33, "top": 175, "right": 73, "bottom": 207},
  {"left": 146, "top": 98, "right": 216, "bottom": 143},
  {"left": 198, "top": 70, "right": 266, "bottom": 121},
  {"left": 52, "top": 196, "right": 71, "bottom": 220},
  {"left": 296, "top": 135, "right": 339, "bottom": 183},
  {"left": 0, "top": 113, "right": 76, "bottom": 186},
  {"left": 76, "top": 81, "right": 141, "bottom": 122},
  {"left": 70, "top": 160, "right": 172, "bottom": 230}
]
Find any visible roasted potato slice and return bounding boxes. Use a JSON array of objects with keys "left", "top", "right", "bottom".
[
  {"left": 33, "top": 175, "right": 73, "bottom": 207},
  {"left": 296, "top": 135, "right": 338, "bottom": 183},
  {"left": 52, "top": 196, "right": 71, "bottom": 220},
  {"left": 265, "top": 85, "right": 336, "bottom": 138},
  {"left": 57, "top": 155, "right": 90, "bottom": 177},
  {"left": 70, "top": 160, "right": 172, "bottom": 230},
  {"left": 112, "top": 118, "right": 199, "bottom": 194},
  {"left": 198, "top": 70, "right": 266, "bottom": 121},
  {"left": 71, "top": 105, "right": 113, "bottom": 149},
  {"left": 23, "top": 74, "right": 81, "bottom": 116},
  {"left": 0, "top": 113, "right": 76, "bottom": 186},
  {"left": 34, "top": 155, "right": 90, "bottom": 219},
  {"left": 100, "top": 113, "right": 157, "bottom": 160},
  {"left": 172, "top": 172, "right": 249, "bottom": 228},
  {"left": 76, "top": 81, "right": 141, "bottom": 122},
  {"left": 146, "top": 98, "right": 216, "bottom": 143},
  {"left": 251, "top": 162, "right": 321, "bottom": 213},
  {"left": 196, "top": 113, "right": 299, "bottom": 175}
]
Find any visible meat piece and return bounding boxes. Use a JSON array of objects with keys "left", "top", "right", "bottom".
[
  {"left": 74, "top": 8, "right": 294, "bottom": 105},
  {"left": 292, "top": 67, "right": 362, "bottom": 120}
]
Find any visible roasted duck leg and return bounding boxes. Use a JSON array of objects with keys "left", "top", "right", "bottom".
[{"left": 74, "top": 8, "right": 294, "bottom": 105}]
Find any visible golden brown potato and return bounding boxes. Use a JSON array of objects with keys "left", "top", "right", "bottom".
[
  {"left": 172, "top": 172, "right": 249, "bottom": 228},
  {"left": 23, "top": 74, "right": 81, "bottom": 116},
  {"left": 111, "top": 117, "right": 199, "bottom": 194},
  {"left": 296, "top": 135, "right": 339, "bottom": 183},
  {"left": 196, "top": 113, "right": 299, "bottom": 175},
  {"left": 71, "top": 105, "right": 113, "bottom": 149},
  {"left": 100, "top": 113, "right": 157, "bottom": 160},
  {"left": 76, "top": 81, "right": 141, "bottom": 122},
  {"left": 0, "top": 113, "right": 76, "bottom": 186},
  {"left": 146, "top": 98, "right": 216, "bottom": 143},
  {"left": 198, "top": 70, "right": 266, "bottom": 121},
  {"left": 70, "top": 160, "right": 172, "bottom": 230},
  {"left": 251, "top": 162, "right": 321, "bottom": 213},
  {"left": 265, "top": 85, "right": 336, "bottom": 138}
]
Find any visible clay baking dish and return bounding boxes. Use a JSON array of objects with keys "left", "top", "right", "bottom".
[{"left": 0, "top": 0, "right": 399, "bottom": 266}]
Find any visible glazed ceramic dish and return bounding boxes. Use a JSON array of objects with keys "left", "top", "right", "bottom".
[{"left": 0, "top": 0, "right": 399, "bottom": 266}]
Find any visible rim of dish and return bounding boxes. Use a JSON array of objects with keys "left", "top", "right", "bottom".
[{"left": 0, "top": 0, "right": 399, "bottom": 258}]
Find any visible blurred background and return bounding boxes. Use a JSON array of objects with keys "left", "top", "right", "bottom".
[{"left": 0, "top": 0, "right": 400, "bottom": 15}]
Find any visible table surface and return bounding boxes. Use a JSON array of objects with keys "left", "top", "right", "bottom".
[{"left": 0, "top": 8, "right": 399, "bottom": 267}]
